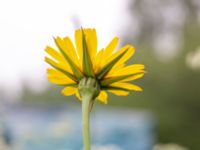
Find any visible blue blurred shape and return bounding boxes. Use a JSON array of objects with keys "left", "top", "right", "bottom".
[{"left": 3, "top": 106, "right": 155, "bottom": 150}]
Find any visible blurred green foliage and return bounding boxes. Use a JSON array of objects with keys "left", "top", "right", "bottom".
[{"left": 118, "top": 0, "right": 200, "bottom": 149}]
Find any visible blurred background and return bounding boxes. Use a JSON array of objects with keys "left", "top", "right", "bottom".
[{"left": 0, "top": 0, "right": 200, "bottom": 149}]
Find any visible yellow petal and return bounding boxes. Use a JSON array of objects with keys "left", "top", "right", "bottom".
[
  {"left": 45, "top": 57, "right": 72, "bottom": 74},
  {"left": 104, "top": 46, "right": 135, "bottom": 75},
  {"left": 47, "top": 77, "right": 73, "bottom": 85},
  {"left": 86, "top": 29, "right": 97, "bottom": 62},
  {"left": 45, "top": 46, "right": 65, "bottom": 63},
  {"left": 97, "top": 91, "right": 108, "bottom": 104},
  {"left": 75, "top": 89, "right": 81, "bottom": 100},
  {"left": 75, "top": 28, "right": 97, "bottom": 69},
  {"left": 115, "top": 46, "right": 135, "bottom": 66},
  {"left": 75, "top": 29, "right": 83, "bottom": 65},
  {"left": 110, "top": 82, "right": 143, "bottom": 91},
  {"left": 47, "top": 69, "right": 76, "bottom": 85},
  {"left": 45, "top": 46, "right": 73, "bottom": 73},
  {"left": 93, "top": 48, "right": 104, "bottom": 73},
  {"left": 61, "top": 87, "right": 76, "bottom": 96},
  {"left": 99, "top": 37, "right": 119, "bottom": 67},
  {"left": 47, "top": 68, "right": 67, "bottom": 77},
  {"left": 104, "top": 37, "right": 119, "bottom": 56},
  {"left": 121, "top": 73, "right": 144, "bottom": 82},
  {"left": 63, "top": 36, "right": 80, "bottom": 67},
  {"left": 105, "top": 63, "right": 125, "bottom": 77},
  {"left": 104, "top": 45, "right": 130, "bottom": 67},
  {"left": 108, "top": 90, "right": 129, "bottom": 96},
  {"left": 106, "top": 64, "right": 145, "bottom": 77},
  {"left": 55, "top": 37, "right": 80, "bottom": 67}
]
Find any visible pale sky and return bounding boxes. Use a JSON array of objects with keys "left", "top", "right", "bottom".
[{"left": 0, "top": 0, "right": 130, "bottom": 96}]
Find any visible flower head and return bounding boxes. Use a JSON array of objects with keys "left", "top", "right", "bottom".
[{"left": 45, "top": 28, "right": 145, "bottom": 104}]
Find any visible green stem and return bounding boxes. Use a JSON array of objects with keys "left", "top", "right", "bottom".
[
  {"left": 82, "top": 93, "right": 93, "bottom": 150},
  {"left": 79, "top": 78, "right": 100, "bottom": 150}
]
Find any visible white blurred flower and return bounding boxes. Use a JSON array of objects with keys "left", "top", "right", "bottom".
[
  {"left": 186, "top": 47, "right": 200, "bottom": 70},
  {"left": 153, "top": 143, "right": 188, "bottom": 150},
  {"left": 0, "top": 137, "right": 11, "bottom": 150},
  {"left": 91, "top": 144, "right": 122, "bottom": 150},
  {"left": 48, "top": 120, "right": 72, "bottom": 138}
]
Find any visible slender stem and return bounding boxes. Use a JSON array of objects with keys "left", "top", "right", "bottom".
[
  {"left": 82, "top": 93, "right": 93, "bottom": 150},
  {"left": 79, "top": 77, "right": 100, "bottom": 150}
]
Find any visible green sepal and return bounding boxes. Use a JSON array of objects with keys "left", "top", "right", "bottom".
[
  {"left": 78, "top": 77, "right": 100, "bottom": 99},
  {"left": 45, "top": 58, "right": 78, "bottom": 82},
  {"left": 54, "top": 37, "right": 83, "bottom": 80},
  {"left": 89, "top": 99, "right": 95, "bottom": 112},
  {"left": 97, "top": 50, "right": 128, "bottom": 80},
  {"left": 81, "top": 29, "right": 95, "bottom": 77},
  {"left": 100, "top": 73, "right": 143, "bottom": 86}
]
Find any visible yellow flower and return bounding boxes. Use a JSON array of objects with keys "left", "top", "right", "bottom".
[{"left": 45, "top": 28, "right": 145, "bottom": 104}]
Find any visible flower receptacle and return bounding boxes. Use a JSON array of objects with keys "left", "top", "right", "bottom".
[{"left": 78, "top": 77, "right": 100, "bottom": 100}]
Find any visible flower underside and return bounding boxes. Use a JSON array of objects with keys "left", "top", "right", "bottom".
[{"left": 45, "top": 28, "right": 145, "bottom": 104}]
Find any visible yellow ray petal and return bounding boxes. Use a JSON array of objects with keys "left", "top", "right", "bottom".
[
  {"left": 45, "top": 46, "right": 73, "bottom": 75},
  {"left": 47, "top": 68, "right": 67, "bottom": 77},
  {"left": 75, "top": 29, "right": 83, "bottom": 65},
  {"left": 75, "top": 89, "right": 81, "bottom": 100},
  {"left": 63, "top": 36, "right": 80, "bottom": 67},
  {"left": 45, "top": 47, "right": 73, "bottom": 72},
  {"left": 99, "top": 37, "right": 119, "bottom": 68},
  {"left": 97, "top": 91, "right": 108, "bottom": 104},
  {"left": 47, "top": 69, "right": 76, "bottom": 85},
  {"left": 106, "top": 64, "right": 145, "bottom": 77},
  {"left": 61, "top": 87, "right": 76, "bottom": 96},
  {"left": 104, "top": 37, "right": 119, "bottom": 56},
  {"left": 104, "top": 46, "right": 134, "bottom": 75},
  {"left": 45, "top": 57, "right": 73, "bottom": 74},
  {"left": 45, "top": 46, "right": 66, "bottom": 63},
  {"left": 47, "top": 76, "right": 74, "bottom": 85},
  {"left": 86, "top": 29, "right": 97, "bottom": 62},
  {"left": 121, "top": 73, "right": 144, "bottom": 82},
  {"left": 75, "top": 29, "right": 97, "bottom": 69},
  {"left": 55, "top": 37, "right": 79, "bottom": 67},
  {"left": 103, "top": 45, "right": 130, "bottom": 69},
  {"left": 93, "top": 48, "right": 104, "bottom": 73},
  {"left": 108, "top": 90, "right": 129, "bottom": 96},
  {"left": 115, "top": 46, "right": 135, "bottom": 66},
  {"left": 105, "top": 63, "right": 125, "bottom": 77},
  {"left": 110, "top": 82, "right": 143, "bottom": 91}
]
